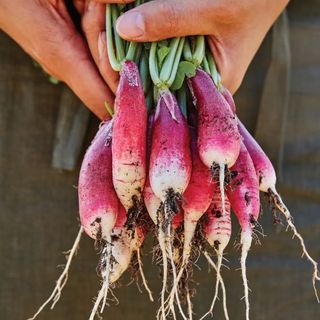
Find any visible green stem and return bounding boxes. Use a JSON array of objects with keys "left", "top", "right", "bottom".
[
  {"left": 183, "top": 39, "right": 193, "bottom": 61},
  {"left": 149, "top": 42, "right": 162, "bottom": 87},
  {"left": 134, "top": 43, "right": 142, "bottom": 65},
  {"left": 106, "top": 5, "right": 121, "bottom": 71},
  {"left": 202, "top": 55, "right": 211, "bottom": 74},
  {"left": 111, "top": 5, "right": 125, "bottom": 63},
  {"left": 192, "top": 35, "right": 205, "bottom": 66},
  {"left": 139, "top": 50, "right": 151, "bottom": 95},
  {"left": 104, "top": 101, "right": 114, "bottom": 117},
  {"left": 126, "top": 42, "right": 138, "bottom": 61},
  {"left": 167, "top": 37, "right": 185, "bottom": 88},
  {"left": 207, "top": 50, "right": 222, "bottom": 88},
  {"left": 159, "top": 37, "right": 180, "bottom": 83}
]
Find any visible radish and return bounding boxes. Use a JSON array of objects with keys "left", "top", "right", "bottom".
[
  {"left": 238, "top": 120, "right": 320, "bottom": 300},
  {"left": 226, "top": 142, "right": 260, "bottom": 320},
  {"left": 77, "top": 119, "right": 121, "bottom": 318},
  {"left": 188, "top": 68, "right": 241, "bottom": 229},
  {"left": 78, "top": 120, "right": 118, "bottom": 316},
  {"left": 148, "top": 90, "right": 191, "bottom": 319},
  {"left": 79, "top": 120, "right": 118, "bottom": 241},
  {"left": 112, "top": 60, "right": 147, "bottom": 229},
  {"left": 165, "top": 126, "right": 214, "bottom": 315},
  {"left": 201, "top": 185, "right": 232, "bottom": 320},
  {"left": 149, "top": 90, "right": 191, "bottom": 205},
  {"left": 222, "top": 86, "right": 320, "bottom": 297}
]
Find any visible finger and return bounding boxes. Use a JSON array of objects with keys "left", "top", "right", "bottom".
[
  {"left": 73, "top": 1, "right": 85, "bottom": 15},
  {"left": 82, "top": 1, "right": 119, "bottom": 94},
  {"left": 41, "top": 31, "right": 114, "bottom": 120},
  {"left": 115, "top": 0, "right": 215, "bottom": 41}
]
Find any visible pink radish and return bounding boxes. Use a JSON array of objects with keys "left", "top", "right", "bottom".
[
  {"left": 79, "top": 120, "right": 118, "bottom": 241},
  {"left": 238, "top": 120, "right": 320, "bottom": 300},
  {"left": 222, "top": 87, "right": 320, "bottom": 297},
  {"left": 77, "top": 119, "right": 121, "bottom": 318},
  {"left": 112, "top": 60, "right": 147, "bottom": 228},
  {"left": 149, "top": 90, "right": 191, "bottom": 205},
  {"left": 166, "top": 126, "right": 214, "bottom": 314},
  {"left": 149, "top": 90, "right": 191, "bottom": 320},
  {"left": 226, "top": 142, "right": 260, "bottom": 320},
  {"left": 188, "top": 69, "right": 241, "bottom": 228},
  {"left": 201, "top": 185, "right": 231, "bottom": 320}
]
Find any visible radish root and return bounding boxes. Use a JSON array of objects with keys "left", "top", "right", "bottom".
[
  {"left": 89, "top": 237, "right": 112, "bottom": 319},
  {"left": 269, "top": 188, "right": 320, "bottom": 302},
  {"left": 240, "top": 232, "right": 252, "bottom": 320},
  {"left": 137, "top": 248, "right": 154, "bottom": 302},
  {"left": 201, "top": 251, "right": 229, "bottom": 320},
  {"left": 27, "top": 226, "right": 83, "bottom": 320}
]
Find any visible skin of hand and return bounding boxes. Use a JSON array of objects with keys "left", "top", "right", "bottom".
[
  {"left": 0, "top": 0, "right": 115, "bottom": 120},
  {"left": 98, "top": 0, "right": 289, "bottom": 94}
]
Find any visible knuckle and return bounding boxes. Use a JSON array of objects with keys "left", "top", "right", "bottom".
[{"left": 158, "top": 1, "right": 179, "bottom": 35}]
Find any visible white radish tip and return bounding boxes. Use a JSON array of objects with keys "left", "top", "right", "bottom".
[
  {"left": 84, "top": 212, "right": 116, "bottom": 241},
  {"left": 241, "top": 230, "right": 253, "bottom": 252},
  {"left": 109, "top": 229, "right": 133, "bottom": 283},
  {"left": 207, "top": 235, "right": 230, "bottom": 253}
]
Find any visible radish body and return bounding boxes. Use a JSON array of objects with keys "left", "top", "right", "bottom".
[
  {"left": 182, "top": 127, "right": 214, "bottom": 262},
  {"left": 188, "top": 69, "right": 241, "bottom": 230},
  {"left": 188, "top": 69, "right": 240, "bottom": 168},
  {"left": 238, "top": 121, "right": 276, "bottom": 193},
  {"left": 167, "top": 127, "right": 214, "bottom": 310},
  {"left": 149, "top": 90, "right": 191, "bottom": 203},
  {"left": 226, "top": 142, "right": 260, "bottom": 320},
  {"left": 112, "top": 60, "right": 147, "bottom": 216},
  {"left": 201, "top": 185, "right": 231, "bottom": 320},
  {"left": 109, "top": 205, "right": 133, "bottom": 283},
  {"left": 149, "top": 91, "right": 191, "bottom": 320},
  {"left": 78, "top": 120, "right": 121, "bottom": 320},
  {"left": 79, "top": 120, "right": 118, "bottom": 240},
  {"left": 205, "top": 188, "right": 232, "bottom": 254}
]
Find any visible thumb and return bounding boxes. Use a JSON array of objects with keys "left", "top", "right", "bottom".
[{"left": 116, "top": 0, "right": 214, "bottom": 41}]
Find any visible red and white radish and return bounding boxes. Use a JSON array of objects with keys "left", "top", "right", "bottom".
[
  {"left": 226, "top": 142, "right": 260, "bottom": 320},
  {"left": 77, "top": 119, "right": 121, "bottom": 318},
  {"left": 149, "top": 90, "right": 191, "bottom": 319},
  {"left": 188, "top": 69, "right": 241, "bottom": 225},
  {"left": 149, "top": 90, "right": 191, "bottom": 204},
  {"left": 166, "top": 126, "right": 214, "bottom": 314},
  {"left": 201, "top": 185, "right": 232, "bottom": 320},
  {"left": 238, "top": 120, "right": 320, "bottom": 299},
  {"left": 112, "top": 60, "right": 147, "bottom": 228},
  {"left": 79, "top": 120, "right": 118, "bottom": 241}
]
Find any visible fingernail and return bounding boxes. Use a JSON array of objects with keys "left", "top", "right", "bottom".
[
  {"left": 116, "top": 12, "right": 145, "bottom": 39},
  {"left": 98, "top": 31, "right": 106, "bottom": 60}
]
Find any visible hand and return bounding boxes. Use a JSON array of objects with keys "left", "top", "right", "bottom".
[
  {"left": 99, "top": 0, "right": 289, "bottom": 94},
  {"left": 0, "top": 0, "right": 116, "bottom": 120}
]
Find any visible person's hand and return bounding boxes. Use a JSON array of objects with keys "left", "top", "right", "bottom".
[
  {"left": 0, "top": 0, "right": 116, "bottom": 120},
  {"left": 98, "top": 0, "right": 289, "bottom": 94}
]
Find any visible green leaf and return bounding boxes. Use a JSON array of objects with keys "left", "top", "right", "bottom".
[
  {"left": 170, "top": 61, "right": 196, "bottom": 91},
  {"left": 157, "top": 46, "right": 170, "bottom": 69}
]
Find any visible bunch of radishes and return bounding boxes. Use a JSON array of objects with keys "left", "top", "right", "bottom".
[{"left": 28, "top": 2, "right": 319, "bottom": 320}]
